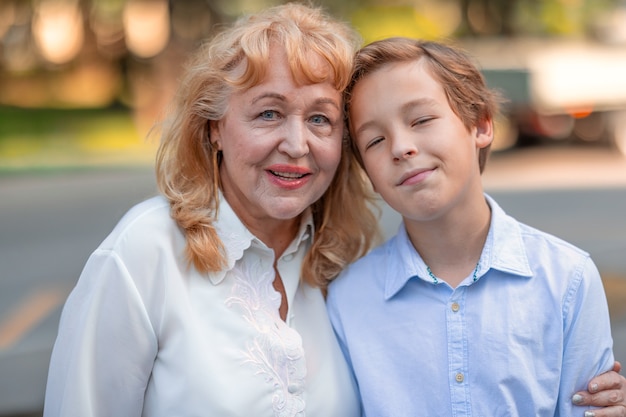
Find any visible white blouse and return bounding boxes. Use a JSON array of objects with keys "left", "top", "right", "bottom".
[{"left": 44, "top": 195, "right": 360, "bottom": 417}]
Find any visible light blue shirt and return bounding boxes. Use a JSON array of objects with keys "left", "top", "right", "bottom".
[{"left": 327, "top": 195, "right": 614, "bottom": 417}]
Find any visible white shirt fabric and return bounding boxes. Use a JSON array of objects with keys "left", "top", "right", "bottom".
[{"left": 44, "top": 195, "right": 360, "bottom": 417}]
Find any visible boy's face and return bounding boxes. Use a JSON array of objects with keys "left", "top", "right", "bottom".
[{"left": 348, "top": 59, "right": 492, "bottom": 222}]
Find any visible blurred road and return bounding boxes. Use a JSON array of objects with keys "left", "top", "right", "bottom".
[
  {"left": 1, "top": 145, "right": 626, "bottom": 416},
  {"left": 0, "top": 168, "right": 159, "bottom": 416}
]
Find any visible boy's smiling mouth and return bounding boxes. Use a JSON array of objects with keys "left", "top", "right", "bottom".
[{"left": 397, "top": 167, "right": 435, "bottom": 186}]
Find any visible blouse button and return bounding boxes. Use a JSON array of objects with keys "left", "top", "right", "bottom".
[
  {"left": 283, "top": 254, "right": 294, "bottom": 261},
  {"left": 455, "top": 373, "right": 464, "bottom": 383},
  {"left": 288, "top": 383, "right": 301, "bottom": 393},
  {"left": 451, "top": 302, "right": 460, "bottom": 312}
]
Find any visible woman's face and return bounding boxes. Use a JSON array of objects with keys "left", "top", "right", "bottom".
[{"left": 210, "top": 45, "right": 343, "bottom": 229}]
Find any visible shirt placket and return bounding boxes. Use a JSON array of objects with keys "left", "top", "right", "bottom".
[{"left": 447, "top": 287, "right": 471, "bottom": 416}]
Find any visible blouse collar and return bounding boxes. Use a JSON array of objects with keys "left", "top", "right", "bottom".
[{"left": 207, "top": 192, "right": 314, "bottom": 285}]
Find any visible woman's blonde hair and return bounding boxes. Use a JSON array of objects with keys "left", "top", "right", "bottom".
[{"left": 156, "top": 3, "right": 380, "bottom": 288}]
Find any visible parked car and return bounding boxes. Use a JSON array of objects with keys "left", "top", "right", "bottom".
[{"left": 462, "top": 37, "right": 626, "bottom": 155}]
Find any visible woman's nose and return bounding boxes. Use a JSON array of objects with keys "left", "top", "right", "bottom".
[{"left": 278, "top": 119, "right": 310, "bottom": 158}]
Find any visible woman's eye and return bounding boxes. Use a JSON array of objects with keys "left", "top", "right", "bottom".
[
  {"left": 260, "top": 110, "right": 278, "bottom": 120},
  {"left": 310, "top": 114, "right": 330, "bottom": 125}
]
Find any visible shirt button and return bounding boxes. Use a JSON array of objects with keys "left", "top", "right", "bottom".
[
  {"left": 451, "top": 302, "right": 460, "bottom": 312},
  {"left": 283, "top": 254, "right": 294, "bottom": 261},
  {"left": 455, "top": 373, "right": 464, "bottom": 383}
]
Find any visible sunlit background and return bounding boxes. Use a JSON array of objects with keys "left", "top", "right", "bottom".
[
  {"left": 2, "top": 0, "right": 626, "bottom": 415},
  {"left": 1, "top": 0, "right": 626, "bottom": 170}
]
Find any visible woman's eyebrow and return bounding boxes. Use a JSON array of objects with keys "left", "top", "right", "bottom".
[
  {"left": 251, "top": 94, "right": 340, "bottom": 112},
  {"left": 313, "top": 97, "right": 341, "bottom": 112},
  {"left": 251, "top": 92, "right": 285, "bottom": 105}
]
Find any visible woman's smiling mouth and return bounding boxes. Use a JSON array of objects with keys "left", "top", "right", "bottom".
[{"left": 269, "top": 170, "right": 309, "bottom": 180}]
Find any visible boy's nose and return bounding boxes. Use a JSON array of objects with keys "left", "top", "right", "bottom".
[{"left": 391, "top": 135, "right": 418, "bottom": 160}]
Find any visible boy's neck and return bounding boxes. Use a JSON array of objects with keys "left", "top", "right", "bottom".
[{"left": 405, "top": 196, "right": 491, "bottom": 288}]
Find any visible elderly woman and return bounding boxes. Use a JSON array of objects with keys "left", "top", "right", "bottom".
[
  {"left": 43, "top": 4, "right": 377, "bottom": 416},
  {"left": 43, "top": 3, "right": 626, "bottom": 417}
]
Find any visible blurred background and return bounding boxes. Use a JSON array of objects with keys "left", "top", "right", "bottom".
[{"left": 1, "top": 0, "right": 626, "bottom": 415}]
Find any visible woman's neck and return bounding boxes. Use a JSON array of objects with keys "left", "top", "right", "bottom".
[{"left": 244, "top": 215, "right": 301, "bottom": 258}]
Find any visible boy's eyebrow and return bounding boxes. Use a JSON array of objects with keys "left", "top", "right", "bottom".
[
  {"left": 353, "top": 119, "right": 378, "bottom": 138},
  {"left": 400, "top": 97, "right": 438, "bottom": 113},
  {"left": 353, "top": 97, "right": 439, "bottom": 137}
]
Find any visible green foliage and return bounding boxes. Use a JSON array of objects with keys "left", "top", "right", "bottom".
[
  {"left": 351, "top": 5, "right": 448, "bottom": 44},
  {"left": 0, "top": 107, "right": 155, "bottom": 172}
]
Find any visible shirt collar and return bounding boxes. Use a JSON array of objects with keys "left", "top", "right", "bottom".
[
  {"left": 384, "top": 193, "right": 533, "bottom": 299},
  {"left": 482, "top": 194, "right": 533, "bottom": 278},
  {"left": 207, "top": 192, "right": 314, "bottom": 285}
]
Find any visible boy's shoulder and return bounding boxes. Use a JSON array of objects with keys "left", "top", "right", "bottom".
[
  {"left": 487, "top": 194, "right": 591, "bottom": 262},
  {"left": 329, "top": 234, "right": 403, "bottom": 292},
  {"left": 492, "top": 208, "right": 596, "bottom": 286},
  {"left": 353, "top": 234, "right": 400, "bottom": 267},
  {"left": 515, "top": 218, "right": 590, "bottom": 258}
]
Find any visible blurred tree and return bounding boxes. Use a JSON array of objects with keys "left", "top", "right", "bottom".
[
  {"left": 457, "top": 0, "right": 526, "bottom": 36},
  {"left": 0, "top": 0, "right": 624, "bottom": 110},
  {"left": 455, "top": 0, "right": 622, "bottom": 37}
]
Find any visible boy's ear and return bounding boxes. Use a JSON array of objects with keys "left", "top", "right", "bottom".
[
  {"left": 474, "top": 117, "right": 494, "bottom": 149},
  {"left": 209, "top": 120, "right": 222, "bottom": 150}
]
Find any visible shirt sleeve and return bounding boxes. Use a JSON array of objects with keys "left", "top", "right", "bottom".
[
  {"left": 44, "top": 249, "right": 158, "bottom": 417},
  {"left": 558, "top": 256, "right": 615, "bottom": 416},
  {"left": 326, "top": 281, "right": 362, "bottom": 404},
  {"left": 326, "top": 286, "right": 349, "bottom": 365}
]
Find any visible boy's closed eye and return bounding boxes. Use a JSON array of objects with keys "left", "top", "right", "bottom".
[
  {"left": 411, "top": 116, "right": 435, "bottom": 127},
  {"left": 364, "top": 136, "right": 385, "bottom": 150}
]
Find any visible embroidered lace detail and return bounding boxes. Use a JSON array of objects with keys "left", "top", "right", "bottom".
[
  {"left": 220, "top": 230, "right": 254, "bottom": 271},
  {"left": 225, "top": 260, "right": 306, "bottom": 417}
]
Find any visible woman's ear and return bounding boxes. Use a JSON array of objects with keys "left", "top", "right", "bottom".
[
  {"left": 209, "top": 120, "right": 222, "bottom": 150},
  {"left": 474, "top": 117, "right": 494, "bottom": 149}
]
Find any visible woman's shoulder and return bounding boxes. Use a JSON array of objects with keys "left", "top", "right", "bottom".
[
  {"left": 85, "top": 195, "right": 189, "bottom": 293},
  {"left": 118, "top": 195, "right": 171, "bottom": 225},
  {"left": 99, "top": 195, "right": 182, "bottom": 252}
]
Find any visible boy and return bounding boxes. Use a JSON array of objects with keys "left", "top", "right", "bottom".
[{"left": 326, "top": 37, "right": 615, "bottom": 416}]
